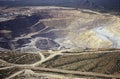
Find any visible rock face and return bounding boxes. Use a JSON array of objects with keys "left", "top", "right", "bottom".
[{"left": 0, "top": 7, "right": 120, "bottom": 50}]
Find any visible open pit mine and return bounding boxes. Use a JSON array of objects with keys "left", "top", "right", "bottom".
[{"left": 0, "top": 6, "right": 120, "bottom": 79}]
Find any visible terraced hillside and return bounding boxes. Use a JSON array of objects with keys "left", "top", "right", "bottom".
[
  {"left": 0, "top": 7, "right": 120, "bottom": 50},
  {"left": 0, "top": 7, "right": 120, "bottom": 79}
]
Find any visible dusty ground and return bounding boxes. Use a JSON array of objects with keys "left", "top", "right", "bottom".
[{"left": 0, "top": 49, "right": 120, "bottom": 79}]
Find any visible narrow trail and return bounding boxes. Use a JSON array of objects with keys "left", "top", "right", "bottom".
[
  {"left": 31, "top": 51, "right": 62, "bottom": 67},
  {"left": 3, "top": 66, "right": 120, "bottom": 79}
]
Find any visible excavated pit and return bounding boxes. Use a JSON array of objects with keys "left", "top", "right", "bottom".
[
  {"left": 0, "top": 7, "right": 120, "bottom": 50},
  {"left": 0, "top": 7, "right": 120, "bottom": 79}
]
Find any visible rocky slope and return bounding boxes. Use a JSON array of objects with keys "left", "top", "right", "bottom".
[{"left": 0, "top": 0, "right": 120, "bottom": 12}]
